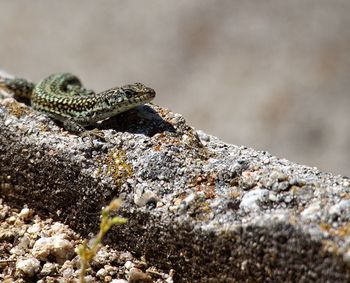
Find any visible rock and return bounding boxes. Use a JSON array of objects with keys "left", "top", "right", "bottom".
[
  {"left": 32, "top": 236, "right": 74, "bottom": 264},
  {"left": 40, "top": 262, "right": 58, "bottom": 276},
  {"left": 18, "top": 207, "right": 33, "bottom": 221},
  {"left": 1, "top": 89, "right": 350, "bottom": 282},
  {"left": 239, "top": 188, "right": 269, "bottom": 211},
  {"left": 128, "top": 268, "right": 153, "bottom": 283},
  {"left": 16, "top": 257, "right": 41, "bottom": 277}
]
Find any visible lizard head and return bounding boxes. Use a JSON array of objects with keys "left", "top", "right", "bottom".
[
  {"left": 103, "top": 82, "right": 156, "bottom": 110},
  {"left": 90, "top": 82, "right": 156, "bottom": 121},
  {"left": 120, "top": 82, "right": 156, "bottom": 102}
]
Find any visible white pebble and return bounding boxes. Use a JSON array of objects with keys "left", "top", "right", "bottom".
[
  {"left": 32, "top": 236, "right": 74, "bottom": 264},
  {"left": 19, "top": 207, "right": 32, "bottom": 220},
  {"left": 124, "top": 260, "right": 133, "bottom": 269},
  {"left": 4, "top": 119, "right": 12, "bottom": 126},
  {"left": 240, "top": 189, "right": 269, "bottom": 211},
  {"left": 16, "top": 257, "right": 41, "bottom": 277},
  {"left": 96, "top": 268, "right": 108, "bottom": 278}
]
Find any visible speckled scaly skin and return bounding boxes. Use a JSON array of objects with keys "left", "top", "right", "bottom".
[{"left": 0, "top": 73, "right": 156, "bottom": 132}]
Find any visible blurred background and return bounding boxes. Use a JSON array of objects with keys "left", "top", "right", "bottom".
[{"left": 1, "top": 0, "right": 349, "bottom": 176}]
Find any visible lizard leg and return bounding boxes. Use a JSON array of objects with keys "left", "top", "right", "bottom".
[{"left": 62, "top": 119, "right": 106, "bottom": 145}]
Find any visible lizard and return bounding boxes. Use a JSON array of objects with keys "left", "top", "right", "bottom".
[{"left": 0, "top": 73, "right": 156, "bottom": 135}]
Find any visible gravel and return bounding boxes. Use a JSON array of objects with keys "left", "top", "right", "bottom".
[{"left": 0, "top": 200, "right": 174, "bottom": 282}]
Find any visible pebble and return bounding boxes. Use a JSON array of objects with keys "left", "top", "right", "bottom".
[
  {"left": 41, "top": 262, "right": 58, "bottom": 276},
  {"left": 16, "top": 257, "right": 41, "bottom": 277},
  {"left": 128, "top": 268, "right": 152, "bottom": 282},
  {"left": 27, "top": 223, "right": 42, "bottom": 234},
  {"left": 134, "top": 190, "right": 158, "bottom": 207},
  {"left": 119, "top": 251, "right": 133, "bottom": 261},
  {"left": 19, "top": 207, "right": 33, "bottom": 220},
  {"left": 61, "top": 266, "right": 74, "bottom": 279},
  {"left": 32, "top": 236, "right": 74, "bottom": 264},
  {"left": 240, "top": 189, "right": 269, "bottom": 211},
  {"left": 4, "top": 118, "right": 12, "bottom": 126},
  {"left": 7, "top": 215, "right": 16, "bottom": 224},
  {"left": 96, "top": 268, "right": 108, "bottom": 278},
  {"left": 124, "top": 260, "right": 134, "bottom": 270},
  {"left": 196, "top": 130, "right": 210, "bottom": 142}
]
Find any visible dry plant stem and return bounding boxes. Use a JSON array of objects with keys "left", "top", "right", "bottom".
[{"left": 78, "top": 199, "right": 127, "bottom": 283}]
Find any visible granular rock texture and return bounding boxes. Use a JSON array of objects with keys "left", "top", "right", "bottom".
[{"left": 1, "top": 88, "right": 350, "bottom": 282}]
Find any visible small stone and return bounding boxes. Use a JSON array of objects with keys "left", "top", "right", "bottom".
[
  {"left": 240, "top": 189, "right": 269, "bottom": 211},
  {"left": 4, "top": 118, "right": 12, "bottom": 126},
  {"left": 18, "top": 234, "right": 31, "bottom": 251},
  {"left": 128, "top": 268, "right": 152, "bottom": 282},
  {"left": 19, "top": 207, "right": 33, "bottom": 221},
  {"left": 283, "top": 195, "right": 293, "bottom": 203},
  {"left": 10, "top": 235, "right": 31, "bottom": 256},
  {"left": 104, "top": 264, "right": 115, "bottom": 273},
  {"left": 119, "top": 251, "right": 133, "bottom": 261},
  {"left": 16, "top": 257, "right": 41, "bottom": 277},
  {"left": 7, "top": 215, "right": 16, "bottom": 224},
  {"left": 32, "top": 236, "right": 74, "bottom": 264},
  {"left": 94, "top": 247, "right": 112, "bottom": 264},
  {"left": 82, "top": 275, "right": 95, "bottom": 283},
  {"left": 181, "top": 193, "right": 196, "bottom": 207},
  {"left": 124, "top": 260, "right": 133, "bottom": 270},
  {"left": 134, "top": 190, "right": 158, "bottom": 207},
  {"left": 27, "top": 223, "right": 41, "bottom": 234},
  {"left": 62, "top": 267, "right": 74, "bottom": 279},
  {"left": 96, "top": 268, "right": 108, "bottom": 278},
  {"left": 268, "top": 192, "right": 277, "bottom": 202},
  {"left": 119, "top": 252, "right": 133, "bottom": 261},
  {"left": 50, "top": 222, "right": 69, "bottom": 235},
  {"left": 270, "top": 171, "right": 288, "bottom": 181},
  {"left": 197, "top": 130, "right": 210, "bottom": 142},
  {"left": 41, "top": 262, "right": 58, "bottom": 276}
]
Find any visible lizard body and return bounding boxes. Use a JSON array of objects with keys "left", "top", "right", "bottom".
[{"left": 1, "top": 73, "right": 155, "bottom": 133}]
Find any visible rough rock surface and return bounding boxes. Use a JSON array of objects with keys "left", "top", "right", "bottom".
[{"left": 1, "top": 85, "right": 350, "bottom": 282}]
